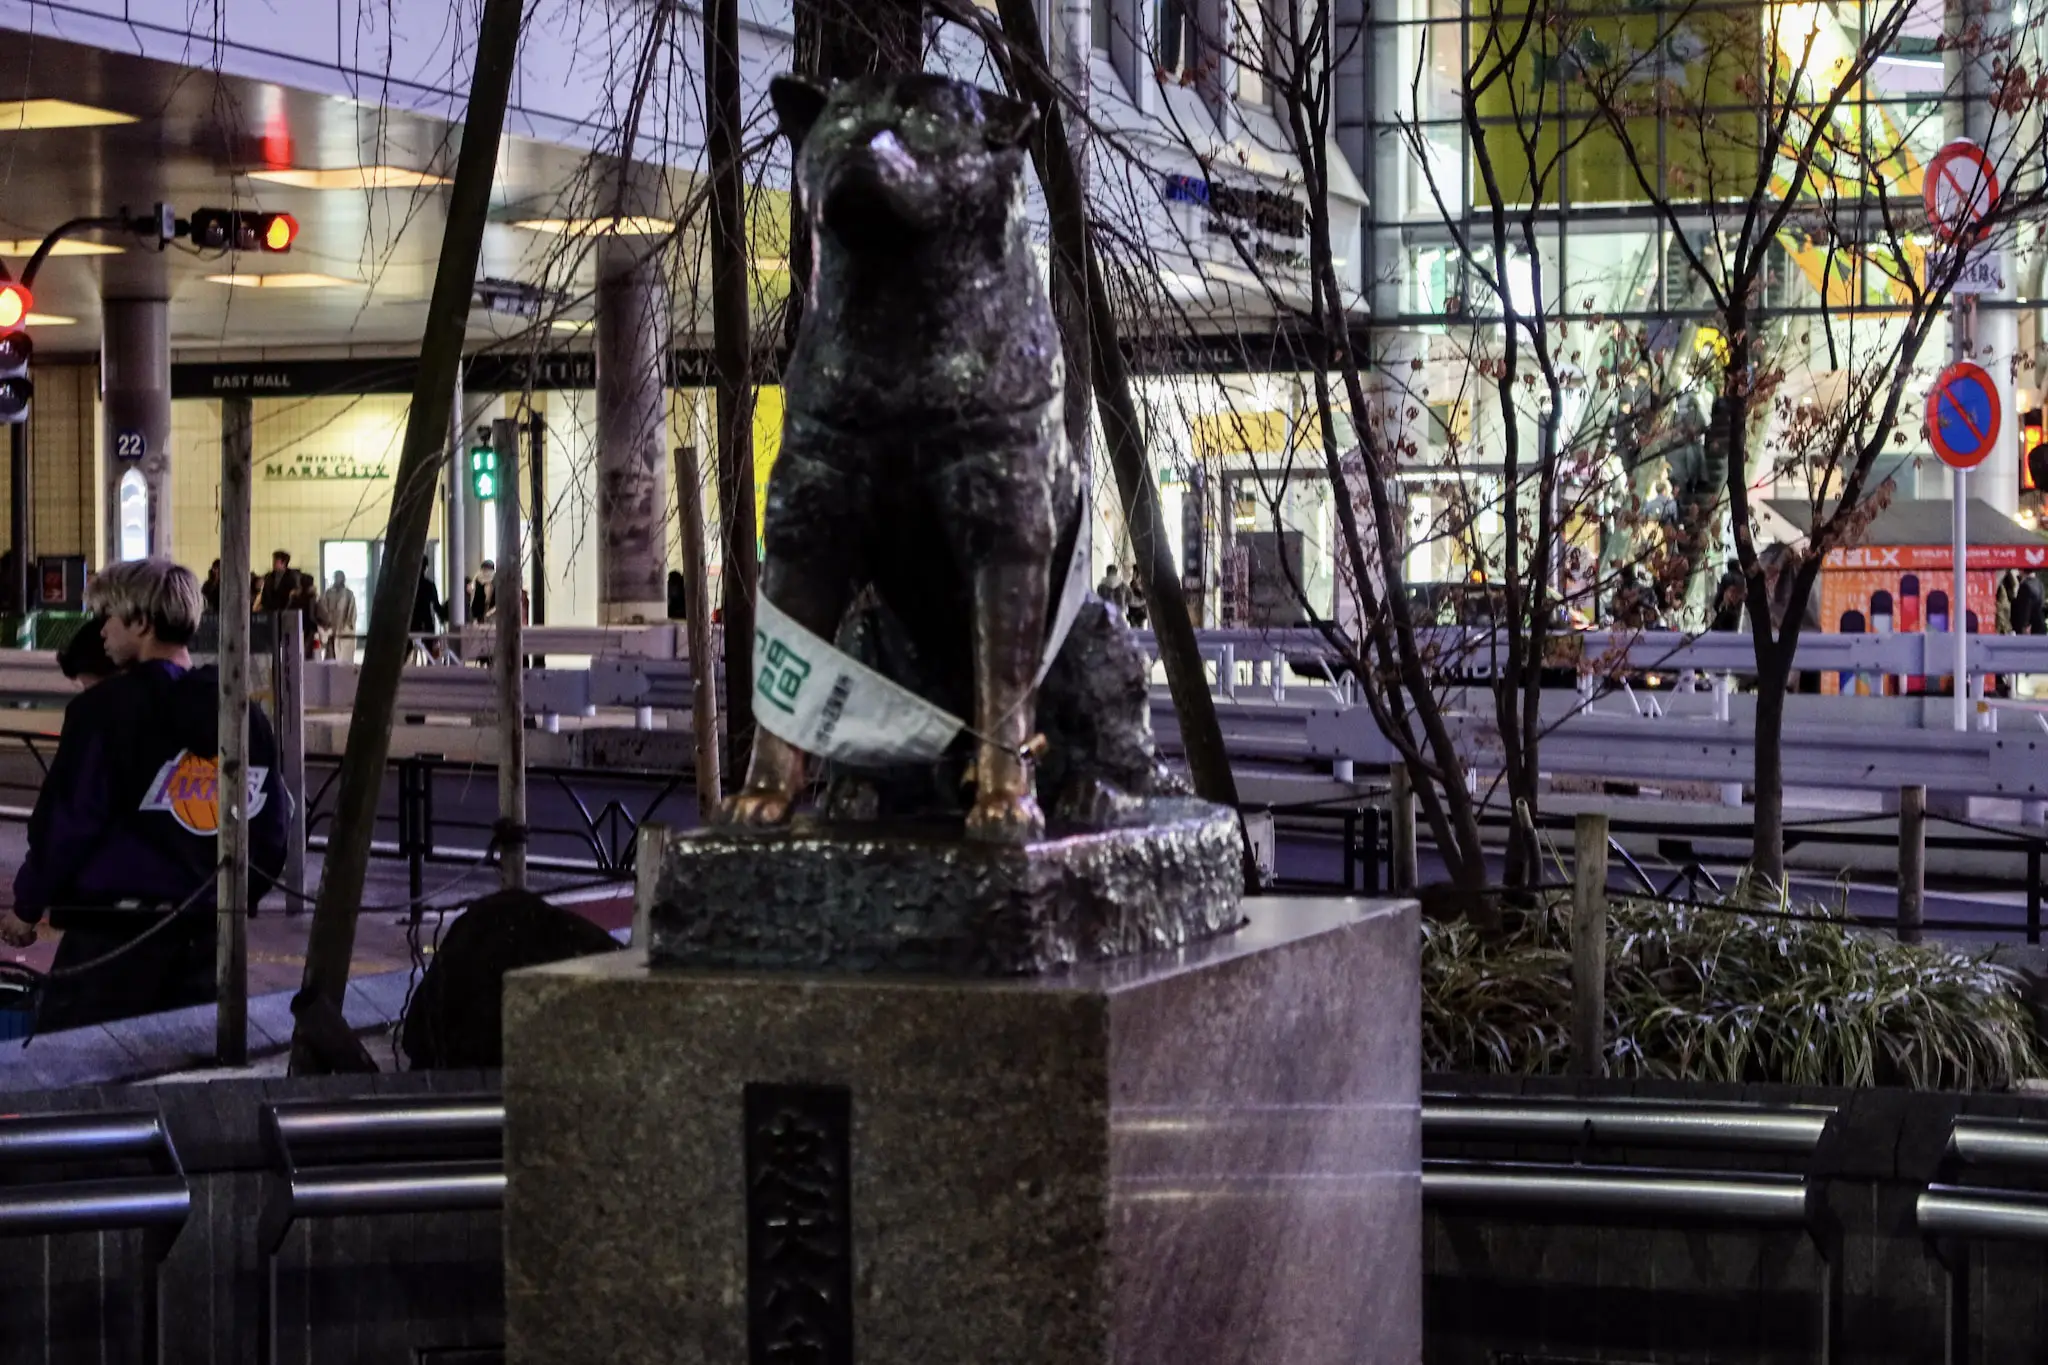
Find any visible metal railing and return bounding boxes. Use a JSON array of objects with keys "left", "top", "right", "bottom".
[
  {"left": 1423, "top": 1093, "right": 1843, "bottom": 1365},
  {"left": 1918, "top": 1115, "right": 2048, "bottom": 1365},
  {"left": 1498, "top": 805, "right": 2048, "bottom": 941},
  {"left": 304, "top": 752, "right": 689, "bottom": 894},
  {"left": 0, "top": 1109, "right": 191, "bottom": 1365},
  {"left": 257, "top": 1095, "right": 504, "bottom": 1365}
]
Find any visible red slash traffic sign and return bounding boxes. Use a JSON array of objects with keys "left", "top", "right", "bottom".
[
  {"left": 1926, "top": 140, "right": 2000, "bottom": 243},
  {"left": 1928, "top": 361, "right": 2002, "bottom": 470}
]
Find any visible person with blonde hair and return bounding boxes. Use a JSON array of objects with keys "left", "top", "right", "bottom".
[{"left": 0, "top": 558, "right": 287, "bottom": 1030}]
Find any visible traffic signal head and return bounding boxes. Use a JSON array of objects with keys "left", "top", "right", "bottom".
[
  {"left": 0, "top": 326, "right": 33, "bottom": 424},
  {"left": 189, "top": 208, "right": 298, "bottom": 253},
  {"left": 468, "top": 444, "right": 497, "bottom": 501}
]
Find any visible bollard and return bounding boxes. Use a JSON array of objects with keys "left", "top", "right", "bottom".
[
  {"left": 1897, "top": 784, "right": 1926, "bottom": 944},
  {"left": 1390, "top": 762, "right": 1418, "bottom": 892},
  {"left": 1571, "top": 812, "right": 1610, "bottom": 1077}
]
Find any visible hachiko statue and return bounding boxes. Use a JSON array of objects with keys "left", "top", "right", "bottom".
[{"left": 722, "top": 72, "right": 1165, "bottom": 843}]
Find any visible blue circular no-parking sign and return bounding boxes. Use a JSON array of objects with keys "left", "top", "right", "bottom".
[{"left": 1928, "top": 362, "right": 2001, "bottom": 470}]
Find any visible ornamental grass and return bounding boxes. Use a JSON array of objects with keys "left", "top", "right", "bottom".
[{"left": 1422, "top": 878, "right": 2048, "bottom": 1090}]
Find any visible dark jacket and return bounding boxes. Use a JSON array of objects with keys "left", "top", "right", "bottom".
[
  {"left": 2018, "top": 576, "right": 2047, "bottom": 637},
  {"left": 258, "top": 568, "right": 296, "bottom": 613},
  {"left": 14, "top": 660, "right": 288, "bottom": 929},
  {"left": 412, "top": 575, "right": 446, "bottom": 634}
]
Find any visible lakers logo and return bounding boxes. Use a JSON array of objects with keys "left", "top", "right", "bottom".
[{"left": 140, "top": 751, "right": 270, "bottom": 836}]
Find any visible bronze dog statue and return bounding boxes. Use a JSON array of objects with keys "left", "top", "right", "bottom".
[{"left": 724, "top": 72, "right": 1165, "bottom": 844}]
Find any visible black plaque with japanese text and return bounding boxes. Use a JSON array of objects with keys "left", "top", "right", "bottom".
[{"left": 744, "top": 1082, "right": 854, "bottom": 1364}]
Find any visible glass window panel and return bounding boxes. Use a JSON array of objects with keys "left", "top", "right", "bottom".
[
  {"left": 1564, "top": 228, "right": 1660, "bottom": 316},
  {"left": 1157, "top": 0, "right": 1200, "bottom": 78},
  {"left": 1405, "top": 123, "right": 1466, "bottom": 219}
]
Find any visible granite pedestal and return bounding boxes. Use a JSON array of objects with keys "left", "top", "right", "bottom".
[{"left": 502, "top": 896, "right": 1420, "bottom": 1364}]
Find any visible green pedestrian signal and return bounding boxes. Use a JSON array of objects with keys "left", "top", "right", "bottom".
[{"left": 468, "top": 444, "right": 497, "bottom": 501}]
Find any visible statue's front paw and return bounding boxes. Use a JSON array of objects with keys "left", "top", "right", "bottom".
[
  {"left": 965, "top": 792, "right": 1045, "bottom": 844},
  {"left": 721, "top": 787, "right": 795, "bottom": 828}
]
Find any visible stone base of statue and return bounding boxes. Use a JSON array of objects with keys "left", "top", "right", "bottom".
[
  {"left": 501, "top": 896, "right": 1421, "bottom": 1365},
  {"left": 640, "top": 798, "right": 1246, "bottom": 975}
]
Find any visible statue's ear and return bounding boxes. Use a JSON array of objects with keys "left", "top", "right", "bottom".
[
  {"left": 981, "top": 93, "right": 1038, "bottom": 150},
  {"left": 771, "top": 75, "right": 831, "bottom": 144}
]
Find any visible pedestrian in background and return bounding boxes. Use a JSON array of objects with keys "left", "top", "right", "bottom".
[
  {"left": 258, "top": 549, "right": 295, "bottom": 613},
  {"left": 294, "top": 571, "right": 325, "bottom": 659},
  {"left": 467, "top": 560, "right": 496, "bottom": 668},
  {"left": 55, "top": 616, "right": 118, "bottom": 689},
  {"left": 0, "top": 558, "right": 287, "bottom": 1029},
  {"left": 412, "top": 557, "right": 448, "bottom": 662},
  {"left": 1096, "top": 564, "right": 1129, "bottom": 612},
  {"left": 320, "top": 571, "right": 358, "bottom": 661},
  {"left": 468, "top": 560, "right": 496, "bottom": 624}
]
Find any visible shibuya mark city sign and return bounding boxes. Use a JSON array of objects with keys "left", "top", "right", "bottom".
[{"left": 266, "top": 453, "right": 391, "bottom": 481}]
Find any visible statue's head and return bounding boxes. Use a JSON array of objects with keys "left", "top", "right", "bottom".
[{"left": 771, "top": 73, "right": 1036, "bottom": 256}]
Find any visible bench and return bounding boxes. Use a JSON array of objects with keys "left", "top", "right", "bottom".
[
  {"left": 1916, "top": 1114, "right": 2048, "bottom": 1365},
  {"left": 257, "top": 1095, "right": 505, "bottom": 1365},
  {"left": 1423, "top": 1093, "right": 1842, "bottom": 1364},
  {"left": 0, "top": 1109, "right": 191, "bottom": 1364}
]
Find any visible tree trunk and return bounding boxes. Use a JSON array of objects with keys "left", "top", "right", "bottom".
[
  {"left": 288, "top": 0, "right": 522, "bottom": 1073},
  {"left": 992, "top": 0, "right": 1239, "bottom": 809},
  {"left": 1750, "top": 652, "right": 1790, "bottom": 887},
  {"left": 705, "top": 0, "right": 758, "bottom": 775}
]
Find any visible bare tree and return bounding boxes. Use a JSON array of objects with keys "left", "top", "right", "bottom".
[
  {"left": 1093, "top": 0, "right": 1660, "bottom": 893},
  {"left": 1563, "top": 0, "right": 2048, "bottom": 881}
]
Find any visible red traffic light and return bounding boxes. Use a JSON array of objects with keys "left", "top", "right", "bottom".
[
  {"left": 189, "top": 208, "right": 298, "bottom": 253},
  {"left": 0, "top": 283, "right": 33, "bottom": 330},
  {"left": 262, "top": 212, "right": 297, "bottom": 251}
]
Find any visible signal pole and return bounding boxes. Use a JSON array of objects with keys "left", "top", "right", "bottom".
[{"left": 9, "top": 423, "right": 24, "bottom": 617}]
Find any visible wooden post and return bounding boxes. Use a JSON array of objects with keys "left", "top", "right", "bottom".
[
  {"left": 1899, "top": 784, "right": 1926, "bottom": 944},
  {"left": 216, "top": 396, "right": 252, "bottom": 1066},
  {"left": 1390, "top": 761, "right": 1418, "bottom": 891},
  {"left": 674, "top": 445, "right": 722, "bottom": 819},
  {"left": 274, "top": 609, "right": 306, "bottom": 915},
  {"left": 1572, "top": 812, "right": 1611, "bottom": 1078},
  {"left": 494, "top": 417, "right": 527, "bottom": 890}
]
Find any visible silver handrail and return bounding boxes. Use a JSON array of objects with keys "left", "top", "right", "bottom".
[
  {"left": 1425, "top": 1163, "right": 1814, "bottom": 1225},
  {"left": 1946, "top": 1117, "right": 2048, "bottom": 1173},
  {"left": 1423, "top": 1097, "right": 1835, "bottom": 1154}
]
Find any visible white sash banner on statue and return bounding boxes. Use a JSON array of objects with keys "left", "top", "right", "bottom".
[{"left": 753, "top": 535, "right": 1090, "bottom": 763}]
